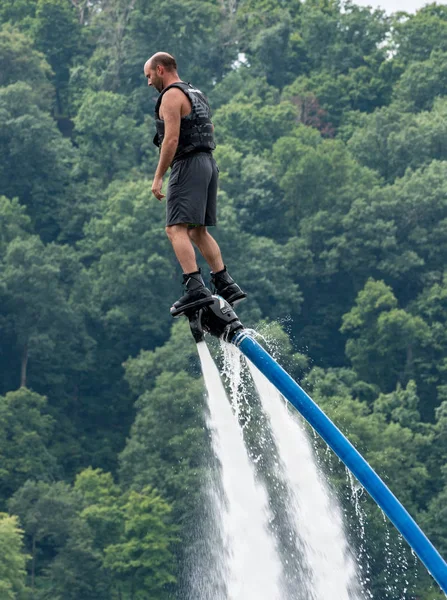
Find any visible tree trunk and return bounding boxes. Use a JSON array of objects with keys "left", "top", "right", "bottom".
[
  {"left": 20, "top": 343, "right": 28, "bottom": 388},
  {"left": 69, "top": 0, "right": 86, "bottom": 25},
  {"left": 31, "top": 534, "right": 36, "bottom": 597},
  {"left": 130, "top": 575, "right": 135, "bottom": 600}
]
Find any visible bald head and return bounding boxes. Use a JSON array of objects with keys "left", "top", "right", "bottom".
[
  {"left": 146, "top": 52, "right": 177, "bottom": 73},
  {"left": 144, "top": 52, "right": 179, "bottom": 92}
]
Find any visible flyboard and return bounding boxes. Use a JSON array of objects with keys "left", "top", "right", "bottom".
[{"left": 173, "top": 295, "right": 447, "bottom": 595}]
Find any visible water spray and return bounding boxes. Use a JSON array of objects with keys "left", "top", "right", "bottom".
[{"left": 183, "top": 296, "right": 447, "bottom": 595}]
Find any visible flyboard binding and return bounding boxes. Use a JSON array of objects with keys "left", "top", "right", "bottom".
[
  {"left": 170, "top": 287, "right": 246, "bottom": 319},
  {"left": 170, "top": 296, "right": 214, "bottom": 318},
  {"left": 171, "top": 294, "right": 245, "bottom": 343}
]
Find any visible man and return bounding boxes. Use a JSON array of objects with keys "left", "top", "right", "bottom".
[{"left": 143, "top": 52, "right": 246, "bottom": 317}]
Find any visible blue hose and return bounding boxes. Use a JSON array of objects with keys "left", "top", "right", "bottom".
[{"left": 233, "top": 330, "right": 447, "bottom": 595}]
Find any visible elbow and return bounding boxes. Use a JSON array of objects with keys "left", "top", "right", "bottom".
[{"left": 163, "top": 136, "right": 179, "bottom": 148}]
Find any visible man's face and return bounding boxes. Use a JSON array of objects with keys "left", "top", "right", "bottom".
[{"left": 144, "top": 63, "right": 163, "bottom": 92}]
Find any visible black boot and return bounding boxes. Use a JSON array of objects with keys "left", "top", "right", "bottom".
[
  {"left": 170, "top": 270, "right": 213, "bottom": 317},
  {"left": 210, "top": 266, "right": 247, "bottom": 306}
]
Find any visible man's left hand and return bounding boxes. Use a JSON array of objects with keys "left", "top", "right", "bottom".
[{"left": 152, "top": 176, "right": 165, "bottom": 201}]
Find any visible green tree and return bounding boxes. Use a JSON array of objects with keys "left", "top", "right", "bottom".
[
  {"left": 232, "top": 154, "right": 286, "bottom": 239},
  {"left": 209, "top": 70, "right": 280, "bottom": 111},
  {"left": 0, "top": 197, "right": 33, "bottom": 394},
  {"left": 282, "top": 71, "right": 350, "bottom": 131},
  {"left": 119, "top": 322, "right": 211, "bottom": 583},
  {"left": 272, "top": 125, "right": 377, "bottom": 228},
  {"left": 43, "top": 518, "right": 110, "bottom": 600},
  {"left": 74, "top": 90, "right": 143, "bottom": 185},
  {"left": 305, "top": 366, "right": 434, "bottom": 597},
  {"left": 0, "top": 26, "right": 53, "bottom": 106},
  {"left": 348, "top": 100, "right": 447, "bottom": 181},
  {"left": 421, "top": 463, "right": 447, "bottom": 557},
  {"left": 236, "top": 1, "right": 307, "bottom": 88},
  {"left": 0, "top": 514, "right": 29, "bottom": 600},
  {"left": 319, "top": 160, "right": 447, "bottom": 291},
  {"left": 31, "top": 0, "right": 82, "bottom": 114},
  {"left": 84, "top": 0, "right": 229, "bottom": 109},
  {"left": 383, "top": 160, "right": 447, "bottom": 279},
  {"left": 80, "top": 179, "right": 174, "bottom": 355},
  {"left": 122, "top": 319, "right": 199, "bottom": 397},
  {"left": 0, "top": 236, "right": 93, "bottom": 390},
  {"left": 299, "top": 0, "right": 389, "bottom": 74},
  {"left": 0, "top": 82, "right": 76, "bottom": 240},
  {"left": 0, "top": 0, "right": 36, "bottom": 25},
  {"left": 218, "top": 230, "right": 303, "bottom": 322},
  {"left": 119, "top": 370, "right": 206, "bottom": 515},
  {"left": 393, "top": 50, "right": 447, "bottom": 112},
  {"left": 0, "top": 196, "right": 32, "bottom": 254},
  {"left": 74, "top": 468, "right": 123, "bottom": 550},
  {"left": 374, "top": 380, "right": 422, "bottom": 431},
  {"left": 8, "top": 480, "right": 108, "bottom": 600},
  {"left": 104, "top": 487, "right": 178, "bottom": 599},
  {"left": 392, "top": 3, "right": 447, "bottom": 64},
  {"left": 292, "top": 159, "right": 447, "bottom": 373},
  {"left": 283, "top": 57, "right": 396, "bottom": 130},
  {"left": 346, "top": 102, "right": 405, "bottom": 180},
  {"left": 412, "top": 276, "right": 447, "bottom": 412},
  {"left": 307, "top": 366, "right": 432, "bottom": 511},
  {"left": 341, "top": 279, "right": 431, "bottom": 392},
  {"left": 213, "top": 95, "right": 299, "bottom": 154},
  {"left": 0, "top": 389, "right": 57, "bottom": 504},
  {"left": 386, "top": 99, "right": 447, "bottom": 178}
]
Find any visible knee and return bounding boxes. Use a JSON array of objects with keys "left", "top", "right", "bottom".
[
  {"left": 166, "top": 225, "right": 183, "bottom": 241},
  {"left": 189, "top": 226, "right": 207, "bottom": 244},
  {"left": 167, "top": 224, "right": 190, "bottom": 242}
]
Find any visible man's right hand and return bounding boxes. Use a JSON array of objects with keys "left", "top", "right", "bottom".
[{"left": 151, "top": 176, "right": 166, "bottom": 201}]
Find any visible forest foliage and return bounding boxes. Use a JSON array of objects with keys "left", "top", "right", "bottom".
[{"left": 0, "top": 0, "right": 447, "bottom": 597}]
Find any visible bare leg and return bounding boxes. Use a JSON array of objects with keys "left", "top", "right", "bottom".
[
  {"left": 166, "top": 225, "right": 199, "bottom": 273},
  {"left": 188, "top": 226, "right": 224, "bottom": 273}
]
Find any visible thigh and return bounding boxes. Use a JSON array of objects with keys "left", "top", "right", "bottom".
[
  {"left": 205, "top": 157, "right": 218, "bottom": 227},
  {"left": 166, "top": 154, "right": 213, "bottom": 226}
]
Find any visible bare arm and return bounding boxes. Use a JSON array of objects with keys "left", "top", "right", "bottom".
[{"left": 152, "top": 89, "right": 182, "bottom": 200}]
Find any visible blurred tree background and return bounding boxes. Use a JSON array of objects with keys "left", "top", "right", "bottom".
[{"left": 0, "top": 0, "right": 446, "bottom": 597}]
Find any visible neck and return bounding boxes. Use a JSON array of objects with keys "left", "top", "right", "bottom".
[{"left": 162, "top": 74, "right": 182, "bottom": 90}]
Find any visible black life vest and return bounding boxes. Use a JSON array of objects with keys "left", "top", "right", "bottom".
[{"left": 153, "top": 81, "right": 215, "bottom": 162}]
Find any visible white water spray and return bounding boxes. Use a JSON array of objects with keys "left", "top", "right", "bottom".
[
  {"left": 196, "top": 341, "right": 283, "bottom": 599},
  {"left": 220, "top": 341, "right": 364, "bottom": 599}
]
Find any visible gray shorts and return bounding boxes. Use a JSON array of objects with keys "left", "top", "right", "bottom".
[{"left": 166, "top": 152, "right": 218, "bottom": 227}]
